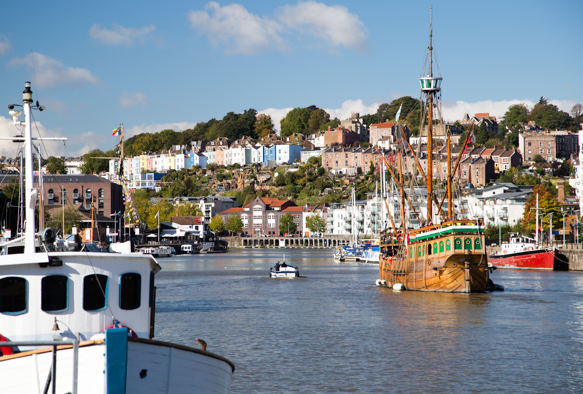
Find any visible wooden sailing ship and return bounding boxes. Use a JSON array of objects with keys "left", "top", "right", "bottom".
[{"left": 378, "top": 8, "right": 490, "bottom": 292}]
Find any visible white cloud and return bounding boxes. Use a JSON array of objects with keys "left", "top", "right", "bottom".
[
  {"left": 89, "top": 23, "right": 157, "bottom": 46},
  {"left": 442, "top": 99, "right": 579, "bottom": 123},
  {"left": 124, "top": 122, "right": 198, "bottom": 139},
  {"left": 187, "top": 1, "right": 368, "bottom": 54},
  {"left": 188, "top": 2, "right": 285, "bottom": 54},
  {"left": 7, "top": 52, "right": 100, "bottom": 89},
  {"left": 0, "top": 35, "right": 11, "bottom": 55},
  {"left": 0, "top": 116, "right": 69, "bottom": 158},
  {"left": 276, "top": 1, "right": 368, "bottom": 52},
  {"left": 257, "top": 107, "right": 293, "bottom": 133},
  {"left": 261, "top": 98, "right": 581, "bottom": 135},
  {"left": 119, "top": 92, "right": 148, "bottom": 108}
]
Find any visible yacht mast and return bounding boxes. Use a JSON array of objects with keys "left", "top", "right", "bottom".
[{"left": 419, "top": 6, "right": 442, "bottom": 224}]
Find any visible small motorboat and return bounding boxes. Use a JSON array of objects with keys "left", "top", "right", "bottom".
[{"left": 270, "top": 256, "right": 300, "bottom": 278}]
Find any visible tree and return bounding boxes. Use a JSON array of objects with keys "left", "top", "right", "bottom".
[
  {"left": 503, "top": 104, "right": 529, "bottom": 128},
  {"left": 209, "top": 215, "right": 225, "bottom": 233},
  {"left": 532, "top": 154, "right": 545, "bottom": 163},
  {"left": 280, "top": 107, "right": 312, "bottom": 137},
  {"left": 571, "top": 103, "right": 583, "bottom": 122},
  {"left": 46, "top": 206, "right": 82, "bottom": 234},
  {"left": 46, "top": 156, "right": 66, "bottom": 174},
  {"left": 226, "top": 215, "right": 243, "bottom": 235},
  {"left": 308, "top": 109, "right": 331, "bottom": 133},
  {"left": 529, "top": 103, "right": 572, "bottom": 131},
  {"left": 80, "top": 149, "right": 111, "bottom": 174},
  {"left": 475, "top": 122, "right": 489, "bottom": 145},
  {"left": 255, "top": 114, "right": 274, "bottom": 139},
  {"left": 279, "top": 212, "right": 297, "bottom": 235},
  {"left": 521, "top": 184, "right": 561, "bottom": 234},
  {"left": 305, "top": 213, "right": 326, "bottom": 234}
]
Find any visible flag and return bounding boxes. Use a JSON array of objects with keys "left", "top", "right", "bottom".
[
  {"left": 395, "top": 104, "right": 403, "bottom": 123},
  {"left": 112, "top": 127, "right": 121, "bottom": 136},
  {"left": 155, "top": 211, "right": 159, "bottom": 219}
]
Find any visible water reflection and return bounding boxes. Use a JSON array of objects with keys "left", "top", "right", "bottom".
[{"left": 154, "top": 249, "right": 583, "bottom": 393}]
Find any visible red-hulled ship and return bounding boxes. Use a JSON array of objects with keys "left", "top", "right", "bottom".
[{"left": 489, "top": 234, "right": 568, "bottom": 270}]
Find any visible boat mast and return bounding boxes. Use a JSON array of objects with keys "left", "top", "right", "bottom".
[
  {"left": 535, "top": 193, "right": 539, "bottom": 245},
  {"left": 23, "top": 83, "right": 36, "bottom": 252},
  {"left": 4, "top": 82, "right": 67, "bottom": 251},
  {"left": 419, "top": 6, "right": 442, "bottom": 224},
  {"left": 447, "top": 130, "right": 453, "bottom": 219},
  {"left": 398, "top": 151, "right": 406, "bottom": 231}
]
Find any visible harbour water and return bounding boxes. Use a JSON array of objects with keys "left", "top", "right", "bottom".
[{"left": 154, "top": 249, "right": 583, "bottom": 393}]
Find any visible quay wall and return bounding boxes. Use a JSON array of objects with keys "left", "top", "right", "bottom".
[{"left": 223, "top": 235, "right": 353, "bottom": 249}]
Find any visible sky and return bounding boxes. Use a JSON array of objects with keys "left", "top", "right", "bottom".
[{"left": 0, "top": 0, "right": 581, "bottom": 159}]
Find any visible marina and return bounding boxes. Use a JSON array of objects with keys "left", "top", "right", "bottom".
[{"left": 155, "top": 248, "right": 583, "bottom": 393}]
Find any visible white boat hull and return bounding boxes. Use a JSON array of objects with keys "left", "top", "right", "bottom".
[{"left": 0, "top": 337, "right": 234, "bottom": 394}]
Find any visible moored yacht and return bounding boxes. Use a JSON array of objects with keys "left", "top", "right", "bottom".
[{"left": 0, "top": 82, "right": 234, "bottom": 393}]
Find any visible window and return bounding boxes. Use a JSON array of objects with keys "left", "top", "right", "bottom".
[
  {"left": 120, "top": 273, "right": 141, "bottom": 310},
  {"left": 99, "top": 188, "right": 104, "bottom": 198},
  {"left": 42, "top": 275, "right": 68, "bottom": 312},
  {"left": 539, "top": 142, "right": 542, "bottom": 147},
  {"left": 539, "top": 149, "right": 543, "bottom": 154},
  {"left": 83, "top": 274, "right": 108, "bottom": 311},
  {"left": 547, "top": 149, "right": 551, "bottom": 154},
  {"left": 528, "top": 142, "right": 531, "bottom": 146},
  {"left": 547, "top": 142, "right": 551, "bottom": 147},
  {"left": 0, "top": 277, "right": 27, "bottom": 314},
  {"left": 528, "top": 150, "right": 531, "bottom": 154}
]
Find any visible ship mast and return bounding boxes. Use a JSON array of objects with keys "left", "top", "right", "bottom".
[{"left": 420, "top": 6, "right": 442, "bottom": 224}]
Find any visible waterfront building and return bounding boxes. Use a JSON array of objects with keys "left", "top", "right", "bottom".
[
  {"left": 219, "top": 197, "right": 303, "bottom": 236},
  {"left": 190, "top": 151, "right": 208, "bottom": 168}
]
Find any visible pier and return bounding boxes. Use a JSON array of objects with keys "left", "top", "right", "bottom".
[{"left": 224, "top": 235, "right": 354, "bottom": 249}]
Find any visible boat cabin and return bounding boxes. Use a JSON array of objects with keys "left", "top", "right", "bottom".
[{"left": 0, "top": 249, "right": 160, "bottom": 344}]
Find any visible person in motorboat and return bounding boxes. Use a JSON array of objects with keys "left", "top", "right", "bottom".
[
  {"left": 281, "top": 261, "right": 287, "bottom": 268},
  {"left": 275, "top": 261, "right": 280, "bottom": 271}
]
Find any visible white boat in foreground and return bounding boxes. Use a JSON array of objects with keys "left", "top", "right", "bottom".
[
  {"left": 0, "top": 82, "right": 234, "bottom": 393},
  {"left": 270, "top": 256, "right": 300, "bottom": 278}
]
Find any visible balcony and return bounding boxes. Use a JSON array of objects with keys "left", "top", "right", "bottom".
[{"left": 47, "top": 193, "right": 54, "bottom": 200}]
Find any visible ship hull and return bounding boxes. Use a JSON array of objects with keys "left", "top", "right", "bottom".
[
  {"left": 489, "top": 249, "right": 568, "bottom": 270},
  {"left": 380, "top": 252, "right": 489, "bottom": 292},
  {"left": 379, "top": 225, "right": 491, "bottom": 293}
]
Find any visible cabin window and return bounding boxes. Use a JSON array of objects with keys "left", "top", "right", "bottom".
[
  {"left": 149, "top": 271, "right": 155, "bottom": 307},
  {"left": 474, "top": 238, "right": 482, "bottom": 250},
  {"left": 42, "top": 275, "right": 68, "bottom": 312},
  {"left": 464, "top": 238, "right": 472, "bottom": 250},
  {"left": 454, "top": 238, "right": 462, "bottom": 250},
  {"left": 83, "top": 274, "right": 108, "bottom": 311},
  {"left": 439, "top": 241, "right": 444, "bottom": 253},
  {"left": 446, "top": 240, "right": 451, "bottom": 251},
  {"left": 410, "top": 247, "right": 413, "bottom": 258},
  {"left": 433, "top": 243, "right": 438, "bottom": 254},
  {"left": 120, "top": 273, "right": 141, "bottom": 310},
  {"left": 418, "top": 246, "right": 422, "bottom": 257},
  {"left": 427, "top": 244, "right": 431, "bottom": 255},
  {"left": 0, "top": 277, "right": 27, "bottom": 314}
]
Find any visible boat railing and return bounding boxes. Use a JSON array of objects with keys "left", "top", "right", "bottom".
[{"left": 2, "top": 339, "right": 79, "bottom": 394}]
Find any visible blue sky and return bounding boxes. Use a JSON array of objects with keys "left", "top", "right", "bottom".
[{"left": 1, "top": 0, "right": 581, "bottom": 158}]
